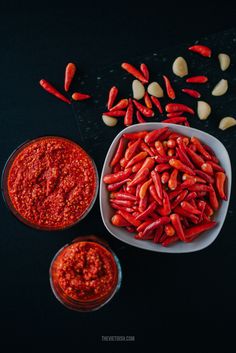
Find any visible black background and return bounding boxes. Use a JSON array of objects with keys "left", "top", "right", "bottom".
[{"left": 1, "top": 2, "right": 236, "bottom": 352}]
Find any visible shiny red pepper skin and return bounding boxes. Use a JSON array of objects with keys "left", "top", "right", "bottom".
[
  {"left": 136, "top": 111, "right": 146, "bottom": 123},
  {"left": 142, "top": 216, "right": 170, "bottom": 237},
  {"left": 186, "top": 147, "right": 205, "bottom": 168},
  {"left": 117, "top": 210, "right": 141, "bottom": 227},
  {"left": 156, "top": 190, "right": 171, "bottom": 216},
  {"left": 163, "top": 75, "right": 176, "bottom": 99},
  {"left": 72, "top": 92, "right": 91, "bottom": 101},
  {"left": 121, "top": 62, "right": 148, "bottom": 84},
  {"left": 111, "top": 214, "right": 131, "bottom": 227},
  {"left": 126, "top": 152, "right": 148, "bottom": 168},
  {"left": 165, "top": 103, "right": 194, "bottom": 115},
  {"left": 110, "top": 137, "right": 126, "bottom": 167},
  {"left": 170, "top": 213, "right": 186, "bottom": 241},
  {"left": 171, "top": 190, "right": 188, "bottom": 209},
  {"left": 39, "top": 79, "right": 71, "bottom": 104},
  {"left": 168, "top": 169, "right": 178, "bottom": 190},
  {"left": 110, "top": 99, "right": 129, "bottom": 111},
  {"left": 208, "top": 184, "right": 219, "bottom": 211},
  {"left": 133, "top": 100, "right": 154, "bottom": 117},
  {"left": 150, "top": 96, "right": 163, "bottom": 113},
  {"left": 136, "top": 201, "right": 156, "bottom": 221},
  {"left": 151, "top": 170, "right": 163, "bottom": 199},
  {"left": 107, "top": 86, "right": 118, "bottom": 110},
  {"left": 191, "top": 137, "right": 212, "bottom": 160},
  {"left": 144, "top": 92, "right": 152, "bottom": 109},
  {"left": 185, "top": 222, "right": 216, "bottom": 242},
  {"left": 215, "top": 172, "right": 227, "bottom": 200},
  {"left": 167, "top": 111, "right": 184, "bottom": 118},
  {"left": 186, "top": 76, "right": 208, "bottom": 83},
  {"left": 107, "top": 178, "right": 131, "bottom": 191},
  {"left": 124, "top": 99, "right": 134, "bottom": 126},
  {"left": 64, "top": 63, "right": 76, "bottom": 92},
  {"left": 180, "top": 201, "right": 202, "bottom": 215},
  {"left": 110, "top": 192, "right": 137, "bottom": 201},
  {"left": 162, "top": 235, "right": 179, "bottom": 246},
  {"left": 169, "top": 158, "right": 195, "bottom": 176},
  {"left": 128, "top": 168, "right": 150, "bottom": 187},
  {"left": 103, "top": 168, "right": 132, "bottom": 184},
  {"left": 153, "top": 225, "right": 164, "bottom": 243},
  {"left": 162, "top": 117, "right": 187, "bottom": 124},
  {"left": 125, "top": 138, "right": 141, "bottom": 160},
  {"left": 123, "top": 131, "right": 148, "bottom": 140},
  {"left": 140, "top": 63, "right": 150, "bottom": 82},
  {"left": 149, "top": 185, "right": 162, "bottom": 206},
  {"left": 182, "top": 88, "right": 201, "bottom": 99},
  {"left": 103, "top": 110, "right": 126, "bottom": 117},
  {"left": 145, "top": 127, "right": 169, "bottom": 144},
  {"left": 188, "top": 44, "right": 212, "bottom": 58}
]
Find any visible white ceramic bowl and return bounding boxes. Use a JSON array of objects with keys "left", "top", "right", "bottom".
[{"left": 100, "top": 123, "right": 232, "bottom": 253}]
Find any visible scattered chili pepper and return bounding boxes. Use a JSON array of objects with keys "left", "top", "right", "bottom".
[
  {"left": 39, "top": 79, "right": 71, "bottom": 104},
  {"left": 165, "top": 103, "right": 194, "bottom": 115},
  {"left": 167, "top": 111, "right": 184, "bottom": 118},
  {"left": 188, "top": 44, "right": 212, "bottom": 58},
  {"left": 133, "top": 100, "right": 154, "bottom": 117},
  {"left": 208, "top": 161, "right": 225, "bottom": 172},
  {"left": 162, "top": 235, "right": 179, "bottom": 246},
  {"left": 142, "top": 217, "right": 170, "bottom": 238},
  {"left": 186, "top": 76, "right": 208, "bottom": 83},
  {"left": 110, "top": 137, "right": 125, "bottom": 167},
  {"left": 185, "top": 192, "right": 197, "bottom": 201},
  {"left": 111, "top": 199, "right": 133, "bottom": 208},
  {"left": 170, "top": 213, "right": 186, "bottom": 241},
  {"left": 151, "top": 170, "right": 163, "bottom": 199},
  {"left": 149, "top": 185, "right": 162, "bottom": 205},
  {"left": 64, "top": 63, "right": 76, "bottom": 92},
  {"left": 182, "top": 88, "right": 201, "bottom": 99},
  {"left": 140, "top": 63, "right": 150, "bottom": 82},
  {"left": 162, "top": 117, "right": 187, "bottom": 124},
  {"left": 136, "top": 111, "right": 146, "bottom": 123},
  {"left": 124, "top": 99, "right": 134, "bottom": 126},
  {"left": 140, "top": 142, "right": 154, "bottom": 157},
  {"left": 107, "top": 86, "right": 118, "bottom": 110},
  {"left": 188, "top": 184, "right": 211, "bottom": 192},
  {"left": 153, "top": 225, "right": 164, "bottom": 243},
  {"left": 155, "top": 141, "right": 167, "bottom": 157},
  {"left": 150, "top": 96, "right": 163, "bottom": 113},
  {"left": 156, "top": 190, "right": 171, "bottom": 216},
  {"left": 176, "top": 143, "right": 194, "bottom": 169},
  {"left": 169, "top": 158, "right": 195, "bottom": 176},
  {"left": 163, "top": 75, "right": 176, "bottom": 99},
  {"left": 121, "top": 62, "right": 148, "bottom": 84},
  {"left": 168, "top": 169, "right": 178, "bottom": 190},
  {"left": 72, "top": 92, "right": 91, "bottom": 101},
  {"left": 103, "top": 110, "right": 126, "bottom": 117},
  {"left": 110, "top": 99, "right": 129, "bottom": 111},
  {"left": 155, "top": 164, "right": 171, "bottom": 173},
  {"left": 215, "top": 172, "right": 227, "bottom": 200},
  {"left": 123, "top": 131, "right": 148, "bottom": 140},
  {"left": 144, "top": 92, "right": 152, "bottom": 109},
  {"left": 138, "top": 194, "right": 148, "bottom": 212}
]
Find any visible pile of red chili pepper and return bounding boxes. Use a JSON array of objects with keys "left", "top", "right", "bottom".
[{"left": 103, "top": 127, "right": 227, "bottom": 247}]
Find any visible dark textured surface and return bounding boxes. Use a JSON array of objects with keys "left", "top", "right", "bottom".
[{"left": 1, "top": 4, "right": 236, "bottom": 352}]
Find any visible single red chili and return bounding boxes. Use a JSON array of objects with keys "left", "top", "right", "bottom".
[
  {"left": 110, "top": 137, "right": 126, "bottom": 167},
  {"left": 165, "top": 103, "right": 194, "bottom": 115},
  {"left": 120, "top": 157, "right": 129, "bottom": 168},
  {"left": 136, "top": 201, "right": 156, "bottom": 221},
  {"left": 139, "top": 179, "right": 153, "bottom": 199},
  {"left": 155, "top": 164, "right": 171, "bottom": 173},
  {"left": 126, "top": 152, "right": 148, "bottom": 168},
  {"left": 138, "top": 194, "right": 148, "bottom": 212},
  {"left": 111, "top": 214, "right": 131, "bottom": 227},
  {"left": 132, "top": 162, "right": 144, "bottom": 173},
  {"left": 150, "top": 96, "right": 163, "bottom": 113},
  {"left": 140, "top": 142, "right": 155, "bottom": 156},
  {"left": 107, "top": 86, "right": 118, "bottom": 110},
  {"left": 174, "top": 206, "right": 199, "bottom": 224},
  {"left": 110, "top": 192, "right": 137, "bottom": 201},
  {"left": 110, "top": 203, "right": 134, "bottom": 213},
  {"left": 170, "top": 213, "right": 186, "bottom": 241},
  {"left": 121, "top": 62, "right": 148, "bottom": 84},
  {"left": 144, "top": 127, "right": 169, "bottom": 144},
  {"left": 139, "top": 157, "right": 155, "bottom": 172},
  {"left": 180, "top": 201, "right": 201, "bottom": 215},
  {"left": 128, "top": 168, "right": 150, "bottom": 187},
  {"left": 125, "top": 138, "right": 141, "bottom": 160},
  {"left": 136, "top": 111, "right": 146, "bottom": 123},
  {"left": 64, "top": 62, "right": 76, "bottom": 92},
  {"left": 182, "top": 88, "right": 201, "bottom": 99},
  {"left": 168, "top": 169, "right": 178, "bottom": 190},
  {"left": 164, "top": 224, "right": 176, "bottom": 237},
  {"left": 168, "top": 188, "right": 182, "bottom": 200},
  {"left": 39, "top": 79, "right": 71, "bottom": 104},
  {"left": 149, "top": 185, "right": 162, "bottom": 205},
  {"left": 144, "top": 92, "right": 152, "bottom": 109},
  {"left": 201, "top": 163, "right": 214, "bottom": 176},
  {"left": 188, "top": 44, "right": 212, "bottom": 58},
  {"left": 167, "top": 111, "right": 184, "bottom": 118},
  {"left": 140, "top": 63, "right": 150, "bottom": 82},
  {"left": 142, "top": 216, "right": 170, "bottom": 237},
  {"left": 180, "top": 178, "right": 196, "bottom": 189},
  {"left": 133, "top": 100, "right": 154, "bottom": 117},
  {"left": 185, "top": 222, "right": 216, "bottom": 242},
  {"left": 186, "top": 76, "right": 208, "bottom": 83},
  {"left": 185, "top": 191, "right": 197, "bottom": 201},
  {"left": 103, "top": 110, "right": 126, "bottom": 117},
  {"left": 107, "top": 178, "right": 131, "bottom": 191},
  {"left": 169, "top": 158, "right": 195, "bottom": 176},
  {"left": 215, "top": 172, "right": 227, "bottom": 200},
  {"left": 72, "top": 92, "right": 91, "bottom": 101},
  {"left": 205, "top": 203, "right": 214, "bottom": 217},
  {"left": 171, "top": 190, "right": 188, "bottom": 209},
  {"left": 208, "top": 161, "right": 225, "bottom": 172},
  {"left": 153, "top": 225, "right": 164, "bottom": 243},
  {"left": 163, "top": 75, "right": 176, "bottom": 100},
  {"left": 137, "top": 220, "right": 153, "bottom": 233},
  {"left": 186, "top": 147, "right": 205, "bottom": 168},
  {"left": 162, "top": 235, "right": 179, "bottom": 246},
  {"left": 156, "top": 191, "right": 171, "bottom": 216},
  {"left": 103, "top": 168, "right": 132, "bottom": 184},
  {"left": 110, "top": 99, "right": 129, "bottom": 111},
  {"left": 117, "top": 210, "right": 141, "bottom": 227},
  {"left": 151, "top": 170, "right": 163, "bottom": 199},
  {"left": 123, "top": 131, "right": 148, "bottom": 140},
  {"left": 155, "top": 141, "right": 167, "bottom": 157},
  {"left": 111, "top": 199, "right": 133, "bottom": 208},
  {"left": 124, "top": 99, "right": 134, "bottom": 126},
  {"left": 161, "top": 172, "right": 170, "bottom": 184},
  {"left": 191, "top": 137, "right": 212, "bottom": 160},
  {"left": 158, "top": 129, "right": 172, "bottom": 141},
  {"left": 176, "top": 145, "right": 194, "bottom": 170},
  {"left": 188, "top": 184, "right": 211, "bottom": 192},
  {"left": 162, "top": 117, "right": 187, "bottom": 124}
]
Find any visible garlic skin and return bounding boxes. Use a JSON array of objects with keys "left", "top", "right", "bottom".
[
  {"left": 212, "top": 79, "right": 228, "bottom": 96},
  {"left": 219, "top": 117, "right": 236, "bottom": 130},
  {"left": 172, "top": 57, "right": 188, "bottom": 77},
  {"left": 218, "top": 53, "right": 230, "bottom": 71},
  {"left": 102, "top": 115, "right": 118, "bottom": 127},
  {"left": 132, "top": 80, "right": 145, "bottom": 100},
  {"left": 147, "top": 82, "right": 164, "bottom": 98},
  {"left": 197, "top": 101, "right": 211, "bottom": 120}
]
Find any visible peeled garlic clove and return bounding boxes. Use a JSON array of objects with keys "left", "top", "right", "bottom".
[
  {"left": 132, "top": 79, "right": 145, "bottom": 100},
  {"left": 147, "top": 81, "right": 164, "bottom": 98},
  {"left": 172, "top": 56, "right": 188, "bottom": 77},
  {"left": 219, "top": 117, "right": 236, "bottom": 130},
  {"left": 197, "top": 101, "right": 211, "bottom": 120},
  {"left": 102, "top": 115, "right": 118, "bottom": 127},
  {"left": 218, "top": 53, "right": 230, "bottom": 71},
  {"left": 212, "top": 79, "right": 228, "bottom": 96}
]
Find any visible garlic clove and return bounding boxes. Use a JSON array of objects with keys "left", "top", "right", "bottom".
[
  {"left": 218, "top": 53, "right": 230, "bottom": 71},
  {"left": 212, "top": 79, "right": 228, "bottom": 96},
  {"left": 102, "top": 115, "right": 118, "bottom": 127},
  {"left": 147, "top": 82, "right": 164, "bottom": 98},
  {"left": 132, "top": 79, "right": 145, "bottom": 100},
  {"left": 219, "top": 117, "right": 236, "bottom": 130},
  {"left": 172, "top": 57, "right": 188, "bottom": 77},
  {"left": 197, "top": 101, "right": 211, "bottom": 120}
]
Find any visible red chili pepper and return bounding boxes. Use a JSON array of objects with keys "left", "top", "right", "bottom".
[
  {"left": 215, "top": 172, "right": 227, "bottom": 200},
  {"left": 164, "top": 224, "right": 176, "bottom": 237},
  {"left": 136, "top": 201, "right": 156, "bottom": 221},
  {"left": 133, "top": 100, "right": 154, "bottom": 117},
  {"left": 151, "top": 170, "right": 163, "bottom": 199},
  {"left": 110, "top": 99, "right": 129, "bottom": 111},
  {"left": 103, "top": 110, "right": 126, "bottom": 117},
  {"left": 150, "top": 96, "right": 163, "bottom": 113},
  {"left": 170, "top": 213, "right": 186, "bottom": 241},
  {"left": 186, "top": 76, "right": 208, "bottom": 83},
  {"left": 176, "top": 145, "right": 194, "bottom": 170},
  {"left": 168, "top": 169, "right": 178, "bottom": 190},
  {"left": 174, "top": 206, "right": 199, "bottom": 224},
  {"left": 125, "top": 138, "right": 141, "bottom": 160},
  {"left": 111, "top": 214, "right": 131, "bottom": 227},
  {"left": 191, "top": 137, "right": 212, "bottom": 160},
  {"left": 111, "top": 199, "right": 133, "bottom": 208},
  {"left": 121, "top": 62, "right": 148, "bottom": 84},
  {"left": 144, "top": 92, "right": 152, "bottom": 109},
  {"left": 166, "top": 139, "right": 176, "bottom": 149},
  {"left": 139, "top": 157, "right": 155, "bottom": 172},
  {"left": 167, "top": 148, "right": 175, "bottom": 157},
  {"left": 140, "top": 142, "right": 154, "bottom": 156},
  {"left": 110, "top": 203, "right": 134, "bottom": 213},
  {"left": 188, "top": 44, "right": 212, "bottom": 58},
  {"left": 107, "top": 178, "right": 131, "bottom": 191},
  {"left": 138, "top": 194, "right": 148, "bottom": 212},
  {"left": 185, "top": 222, "right": 216, "bottom": 242},
  {"left": 72, "top": 92, "right": 91, "bottom": 101},
  {"left": 120, "top": 157, "right": 129, "bottom": 168},
  {"left": 153, "top": 225, "right": 164, "bottom": 243},
  {"left": 165, "top": 103, "right": 194, "bottom": 115},
  {"left": 117, "top": 210, "right": 141, "bottom": 227},
  {"left": 142, "top": 216, "right": 170, "bottom": 238},
  {"left": 103, "top": 168, "right": 132, "bottom": 184},
  {"left": 139, "top": 179, "right": 152, "bottom": 199},
  {"left": 110, "top": 137, "right": 126, "bottom": 167},
  {"left": 162, "top": 117, "right": 187, "bottom": 124},
  {"left": 163, "top": 75, "right": 176, "bottom": 99},
  {"left": 128, "top": 168, "right": 150, "bottom": 187},
  {"left": 136, "top": 111, "right": 146, "bottom": 123},
  {"left": 124, "top": 99, "right": 134, "bottom": 126},
  {"left": 113, "top": 163, "right": 121, "bottom": 173},
  {"left": 186, "top": 147, "right": 205, "bottom": 168},
  {"left": 188, "top": 184, "right": 211, "bottom": 192},
  {"left": 156, "top": 190, "right": 171, "bottom": 216},
  {"left": 107, "top": 86, "right": 118, "bottom": 110},
  {"left": 185, "top": 191, "right": 197, "bottom": 201},
  {"left": 201, "top": 163, "right": 214, "bottom": 176},
  {"left": 167, "top": 111, "right": 184, "bottom": 118},
  {"left": 137, "top": 220, "right": 153, "bottom": 233},
  {"left": 205, "top": 203, "right": 214, "bottom": 217},
  {"left": 123, "top": 131, "right": 147, "bottom": 140},
  {"left": 181, "top": 201, "right": 202, "bottom": 215},
  {"left": 180, "top": 178, "right": 196, "bottom": 189},
  {"left": 149, "top": 185, "right": 162, "bottom": 205},
  {"left": 158, "top": 129, "right": 172, "bottom": 141},
  {"left": 145, "top": 127, "right": 169, "bottom": 144},
  {"left": 162, "top": 235, "right": 179, "bottom": 246},
  {"left": 155, "top": 164, "right": 171, "bottom": 173},
  {"left": 155, "top": 141, "right": 167, "bottom": 157},
  {"left": 181, "top": 88, "right": 201, "bottom": 99},
  {"left": 126, "top": 152, "right": 148, "bottom": 168},
  {"left": 110, "top": 192, "right": 137, "bottom": 201},
  {"left": 39, "top": 79, "right": 71, "bottom": 104},
  {"left": 168, "top": 188, "right": 182, "bottom": 200},
  {"left": 208, "top": 161, "right": 225, "bottom": 172},
  {"left": 171, "top": 190, "right": 188, "bottom": 209},
  {"left": 169, "top": 158, "right": 195, "bottom": 176},
  {"left": 161, "top": 172, "right": 170, "bottom": 184},
  {"left": 132, "top": 162, "right": 144, "bottom": 173},
  {"left": 140, "top": 63, "right": 150, "bottom": 82},
  {"left": 64, "top": 63, "right": 76, "bottom": 92}
]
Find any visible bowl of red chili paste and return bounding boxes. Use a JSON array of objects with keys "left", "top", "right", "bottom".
[
  {"left": 2, "top": 136, "right": 98, "bottom": 230},
  {"left": 49, "top": 236, "right": 122, "bottom": 311}
]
